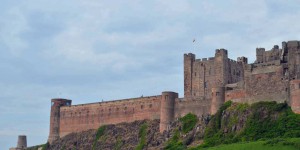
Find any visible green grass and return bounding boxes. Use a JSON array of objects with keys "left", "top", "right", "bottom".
[
  {"left": 189, "top": 138, "right": 300, "bottom": 150},
  {"left": 135, "top": 122, "right": 148, "bottom": 150},
  {"left": 180, "top": 113, "right": 198, "bottom": 133},
  {"left": 164, "top": 130, "right": 186, "bottom": 150},
  {"left": 92, "top": 125, "right": 106, "bottom": 150}
]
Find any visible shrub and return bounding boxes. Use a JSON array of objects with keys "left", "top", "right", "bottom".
[
  {"left": 164, "top": 130, "right": 186, "bottom": 150},
  {"left": 92, "top": 125, "right": 106, "bottom": 150},
  {"left": 135, "top": 122, "right": 148, "bottom": 150},
  {"left": 180, "top": 113, "right": 198, "bottom": 133}
]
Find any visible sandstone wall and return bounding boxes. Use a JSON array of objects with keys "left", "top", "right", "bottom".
[
  {"left": 59, "top": 96, "right": 161, "bottom": 137},
  {"left": 243, "top": 64, "right": 289, "bottom": 103},
  {"left": 192, "top": 58, "right": 215, "bottom": 98},
  {"left": 174, "top": 97, "right": 211, "bottom": 118},
  {"left": 290, "top": 80, "right": 300, "bottom": 114},
  {"left": 184, "top": 50, "right": 244, "bottom": 99},
  {"left": 225, "top": 89, "right": 246, "bottom": 102},
  {"left": 227, "top": 59, "right": 244, "bottom": 84}
]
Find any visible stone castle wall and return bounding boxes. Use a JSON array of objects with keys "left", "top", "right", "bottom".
[
  {"left": 48, "top": 40, "right": 300, "bottom": 144},
  {"left": 59, "top": 95, "right": 162, "bottom": 137},
  {"left": 174, "top": 97, "right": 211, "bottom": 118}
]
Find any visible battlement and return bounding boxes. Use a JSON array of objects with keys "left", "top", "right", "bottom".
[
  {"left": 287, "top": 40, "right": 300, "bottom": 48},
  {"left": 66, "top": 95, "right": 161, "bottom": 108},
  {"left": 195, "top": 57, "right": 215, "bottom": 62},
  {"left": 215, "top": 48, "right": 228, "bottom": 56},
  {"left": 237, "top": 56, "right": 248, "bottom": 64},
  {"left": 184, "top": 53, "right": 196, "bottom": 60}
]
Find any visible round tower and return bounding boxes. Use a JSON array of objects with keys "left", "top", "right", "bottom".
[
  {"left": 159, "top": 91, "right": 178, "bottom": 133},
  {"left": 17, "top": 135, "right": 27, "bottom": 149},
  {"left": 290, "top": 80, "right": 300, "bottom": 114},
  {"left": 48, "top": 98, "right": 72, "bottom": 144},
  {"left": 211, "top": 87, "right": 225, "bottom": 114}
]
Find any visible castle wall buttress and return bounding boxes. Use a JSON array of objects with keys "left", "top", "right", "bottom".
[
  {"left": 290, "top": 80, "right": 300, "bottom": 114},
  {"left": 211, "top": 87, "right": 225, "bottom": 114},
  {"left": 159, "top": 92, "right": 178, "bottom": 133},
  {"left": 48, "top": 99, "right": 72, "bottom": 144},
  {"left": 287, "top": 41, "right": 300, "bottom": 79},
  {"left": 184, "top": 53, "right": 195, "bottom": 98},
  {"left": 214, "top": 49, "right": 228, "bottom": 86}
]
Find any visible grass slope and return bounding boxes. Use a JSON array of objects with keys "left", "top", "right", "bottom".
[{"left": 199, "top": 138, "right": 300, "bottom": 150}]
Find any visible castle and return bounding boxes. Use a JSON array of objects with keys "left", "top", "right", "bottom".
[{"left": 48, "top": 40, "right": 300, "bottom": 144}]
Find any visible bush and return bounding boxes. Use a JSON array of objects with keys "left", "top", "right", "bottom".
[
  {"left": 92, "top": 125, "right": 106, "bottom": 150},
  {"left": 180, "top": 113, "right": 198, "bottom": 133},
  {"left": 135, "top": 122, "right": 148, "bottom": 150},
  {"left": 164, "top": 130, "right": 186, "bottom": 150}
]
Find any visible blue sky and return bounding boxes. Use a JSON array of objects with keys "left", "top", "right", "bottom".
[{"left": 1, "top": 0, "right": 300, "bottom": 149}]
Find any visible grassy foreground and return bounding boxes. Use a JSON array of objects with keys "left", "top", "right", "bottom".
[{"left": 194, "top": 138, "right": 300, "bottom": 150}]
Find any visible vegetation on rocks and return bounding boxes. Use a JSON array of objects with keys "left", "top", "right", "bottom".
[
  {"left": 37, "top": 101, "right": 300, "bottom": 150},
  {"left": 164, "top": 130, "right": 186, "bottom": 150},
  {"left": 135, "top": 122, "right": 148, "bottom": 150},
  {"left": 180, "top": 113, "right": 198, "bottom": 133},
  {"left": 201, "top": 101, "right": 300, "bottom": 148},
  {"left": 92, "top": 125, "right": 106, "bottom": 150}
]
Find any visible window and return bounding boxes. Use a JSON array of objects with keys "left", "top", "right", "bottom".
[
  {"left": 216, "top": 92, "right": 220, "bottom": 96},
  {"left": 204, "top": 82, "right": 207, "bottom": 88},
  {"left": 51, "top": 102, "right": 54, "bottom": 106},
  {"left": 165, "top": 95, "right": 169, "bottom": 100}
]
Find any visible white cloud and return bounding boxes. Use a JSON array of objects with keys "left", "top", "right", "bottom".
[{"left": 1, "top": 1, "right": 300, "bottom": 149}]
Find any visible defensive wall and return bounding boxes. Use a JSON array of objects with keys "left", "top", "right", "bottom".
[{"left": 48, "top": 40, "right": 300, "bottom": 144}]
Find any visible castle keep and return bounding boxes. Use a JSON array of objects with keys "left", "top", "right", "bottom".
[{"left": 48, "top": 40, "right": 300, "bottom": 144}]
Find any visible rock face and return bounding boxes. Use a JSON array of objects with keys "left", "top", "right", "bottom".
[
  {"left": 48, "top": 120, "right": 165, "bottom": 150},
  {"left": 46, "top": 115, "right": 210, "bottom": 150}
]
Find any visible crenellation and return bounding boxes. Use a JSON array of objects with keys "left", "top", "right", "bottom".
[
  {"left": 48, "top": 40, "right": 300, "bottom": 144},
  {"left": 237, "top": 56, "right": 248, "bottom": 64}
]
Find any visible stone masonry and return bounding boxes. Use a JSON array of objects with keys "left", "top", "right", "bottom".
[{"left": 47, "top": 40, "right": 300, "bottom": 144}]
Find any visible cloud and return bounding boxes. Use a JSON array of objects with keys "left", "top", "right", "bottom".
[
  {"left": 1, "top": 1, "right": 300, "bottom": 149},
  {"left": 0, "top": 6, "right": 29, "bottom": 56}
]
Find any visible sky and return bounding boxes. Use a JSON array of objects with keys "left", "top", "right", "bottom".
[{"left": 1, "top": 0, "right": 300, "bottom": 149}]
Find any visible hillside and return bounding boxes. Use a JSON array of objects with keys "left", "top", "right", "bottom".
[{"left": 30, "top": 101, "right": 300, "bottom": 150}]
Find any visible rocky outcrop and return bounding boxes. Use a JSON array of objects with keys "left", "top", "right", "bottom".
[{"left": 41, "top": 101, "right": 299, "bottom": 150}]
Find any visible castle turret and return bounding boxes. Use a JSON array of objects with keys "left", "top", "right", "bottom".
[
  {"left": 290, "top": 80, "right": 300, "bottom": 114},
  {"left": 214, "top": 49, "right": 228, "bottom": 85},
  {"left": 184, "top": 53, "right": 195, "bottom": 98},
  {"left": 287, "top": 41, "right": 300, "bottom": 79},
  {"left": 17, "top": 135, "right": 27, "bottom": 149},
  {"left": 48, "top": 98, "right": 72, "bottom": 144},
  {"left": 211, "top": 86, "right": 225, "bottom": 114},
  {"left": 159, "top": 91, "right": 178, "bottom": 133},
  {"left": 237, "top": 56, "right": 248, "bottom": 64},
  {"left": 9, "top": 135, "right": 27, "bottom": 150},
  {"left": 256, "top": 48, "right": 265, "bottom": 63}
]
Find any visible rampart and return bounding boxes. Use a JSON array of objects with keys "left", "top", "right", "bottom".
[
  {"left": 48, "top": 40, "right": 300, "bottom": 144},
  {"left": 59, "top": 95, "right": 162, "bottom": 137}
]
